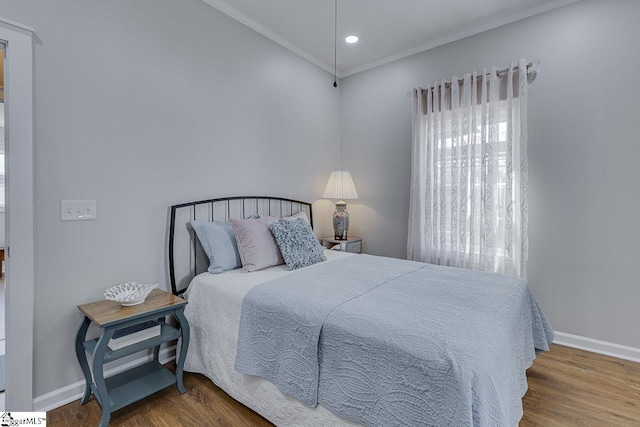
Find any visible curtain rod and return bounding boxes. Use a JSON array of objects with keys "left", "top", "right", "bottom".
[{"left": 409, "top": 59, "right": 540, "bottom": 97}]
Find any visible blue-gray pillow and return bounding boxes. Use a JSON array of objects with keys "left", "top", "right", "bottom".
[
  {"left": 268, "top": 217, "right": 327, "bottom": 270},
  {"left": 191, "top": 220, "right": 241, "bottom": 273}
]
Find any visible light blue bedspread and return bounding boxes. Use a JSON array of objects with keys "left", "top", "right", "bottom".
[{"left": 235, "top": 255, "right": 553, "bottom": 426}]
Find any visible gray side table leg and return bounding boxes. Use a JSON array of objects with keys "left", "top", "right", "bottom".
[
  {"left": 174, "top": 308, "right": 190, "bottom": 394},
  {"left": 75, "top": 316, "right": 92, "bottom": 405},
  {"left": 152, "top": 316, "right": 163, "bottom": 362},
  {"left": 92, "top": 327, "right": 115, "bottom": 427}
]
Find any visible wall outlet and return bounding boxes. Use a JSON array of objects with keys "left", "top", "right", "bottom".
[{"left": 61, "top": 200, "right": 97, "bottom": 221}]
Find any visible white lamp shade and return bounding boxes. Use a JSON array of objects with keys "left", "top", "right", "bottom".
[{"left": 322, "top": 171, "right": 359, "bottom": 200}]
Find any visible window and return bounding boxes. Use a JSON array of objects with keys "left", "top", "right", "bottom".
[
  {"left": 408, "top": 63, "right": 530, "bottom": 279},
  {"left": 430, "top": 102, "right": 517, "bottom": 262}
]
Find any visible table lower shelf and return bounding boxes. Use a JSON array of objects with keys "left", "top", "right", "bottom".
[{"left": 91, "top": 361, "right": 176, "bottom": 412}]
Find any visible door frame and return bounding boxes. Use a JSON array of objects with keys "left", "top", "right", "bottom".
[{"left": 0, "top": 17, "right": 35, "bottom": 410}]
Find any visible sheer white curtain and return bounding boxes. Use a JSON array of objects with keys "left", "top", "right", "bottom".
[{"left": 408, "top": 59, "right": 531, "bottom": 279}]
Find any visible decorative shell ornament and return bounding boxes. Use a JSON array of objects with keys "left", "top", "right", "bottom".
[{"left": 104, "top": 282, "right": 158, "bottom": 306}]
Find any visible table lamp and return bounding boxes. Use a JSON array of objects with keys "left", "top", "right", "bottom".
[{"left": 322, "top": 171, "right": 359, "bottom": 240}]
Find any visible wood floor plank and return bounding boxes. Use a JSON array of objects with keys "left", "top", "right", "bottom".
[
  {"left": 46, "top": 344, "right": 640, "bottom": 426},
  {"left": 520, "top": 344, "right": 640, "bottom": 426}
]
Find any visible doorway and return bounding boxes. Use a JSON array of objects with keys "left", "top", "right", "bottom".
[
  {"left": 0, "top": 47, "right": 5, "bottom": 408},
  {"left": 0, "top": 19, "right": 35, "bottom": 411}
]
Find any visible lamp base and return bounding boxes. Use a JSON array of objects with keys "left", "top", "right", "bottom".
[{"left": 332, "top": 201, "right": 350, "bottom": 240}]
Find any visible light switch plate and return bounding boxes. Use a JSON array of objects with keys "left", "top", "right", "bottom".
[{"left": 61, "top": 200, "right": 97, "bottom": 221}]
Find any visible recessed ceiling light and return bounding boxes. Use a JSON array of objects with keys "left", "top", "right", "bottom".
[{"left": 345, "top": 35, "right": 359, "bottom": 44}]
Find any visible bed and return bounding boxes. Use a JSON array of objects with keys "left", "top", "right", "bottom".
[{"left": 168, "top": 196, "right": 553, "bottom": 427}]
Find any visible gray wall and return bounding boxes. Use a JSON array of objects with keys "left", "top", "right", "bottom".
[
  {"left": 1, "top": 0, "right": 339, "bottom": 397},
  {"left": 340, "top": 0, "right": 640, "bottom": 348}
]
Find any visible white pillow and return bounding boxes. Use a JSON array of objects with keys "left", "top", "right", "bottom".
[{"left": 282, "top": 211, "right": 310, "bottom": 225}]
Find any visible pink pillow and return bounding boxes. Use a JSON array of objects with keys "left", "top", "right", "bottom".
[{"left": 230, "top": 217, "right": 284, "bottom": 272}]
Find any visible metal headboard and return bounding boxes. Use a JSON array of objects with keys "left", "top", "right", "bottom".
[{"left": 168, "top": 196, "right": 313, "bottom": 296}]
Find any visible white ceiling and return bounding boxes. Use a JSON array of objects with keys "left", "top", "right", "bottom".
[{"left": 202, "top": 0, "right": 579, "bottom": 78}]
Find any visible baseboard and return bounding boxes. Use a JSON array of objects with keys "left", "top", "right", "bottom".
[
  {"left": 553, "top": 331, "right": 640, "bottom": 364},
  {"left": 33, "top": 345, "right": 176, "bottom": 412}
]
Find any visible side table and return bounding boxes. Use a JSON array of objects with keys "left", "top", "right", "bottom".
[
  {"left": 75, "top": 288, "right": 189, "bottom": 427},
  {"left": 320, "top": 236, "right": 363, "bottom": 254}
]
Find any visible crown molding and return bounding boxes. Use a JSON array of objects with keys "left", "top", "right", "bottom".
[
  {"left": 202, "top": 0, "right": 582, "bottom": 79},
  {"left": 341, "top": 0, "right": 582, "bottom": 77},
  {"left": 0, "top": 16, "right": 35, "bottom": 34},
  {"left": 201, "top": 0, "right": 337, "bottom": 76}
]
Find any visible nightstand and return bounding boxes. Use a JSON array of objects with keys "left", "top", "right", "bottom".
[
  {"left": 320, "top": 236, "right": 363, "bottom": 254},
  {"left": 75, "top": 289, "right": 189, "bottom": 427}
]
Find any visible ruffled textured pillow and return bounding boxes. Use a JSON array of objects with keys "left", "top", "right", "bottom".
[{"left": 269, "top": 217, "right": 327, "bottom": 270}]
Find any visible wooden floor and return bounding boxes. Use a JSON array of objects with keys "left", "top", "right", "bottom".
[{"left": 48, "top": 344, "right": 640, "bottom": 426}]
